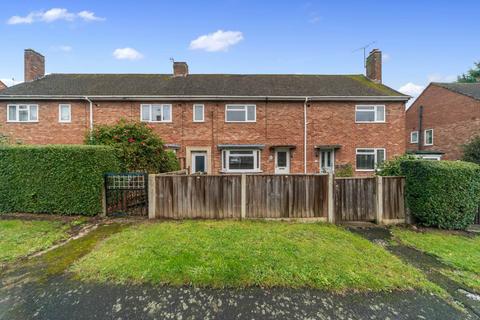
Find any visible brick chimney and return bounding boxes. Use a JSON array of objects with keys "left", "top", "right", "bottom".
[
  {"left": 0, "top": 80, "right": 6, "bottom": 91},
  {"left": 366, "top": 49, "right": 382, "bottom": 83},
  {"left": 24, "top": 49, "right": 45, "bottom": 82},
  {"left": 173, "top": 62, "right": 188, "bottom": 77}
]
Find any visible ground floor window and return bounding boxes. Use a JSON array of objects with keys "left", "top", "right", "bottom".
[
  {"left": 222, "top": 149, "right": 261, "bottom": 172},
  {"left": 356, "top": 148, "right": 386, "bottom": 171}
]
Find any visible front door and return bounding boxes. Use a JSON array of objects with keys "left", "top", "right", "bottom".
[
  {"left": 275, "top": 149, "right": 290, "bottom": 174},
  {"left": 320, "top": 149, "right": 335, "bottom": 173},
  {"left": 191, "top": 152, "right": 207, "bottom": 174}
]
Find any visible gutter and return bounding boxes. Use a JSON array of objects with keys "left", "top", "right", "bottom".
[
  {"left": 304, "top": 97, "right": 309, "bottom": 174},
  {"left": 84, "top": 96, "right": 94, "bottom": 135}
]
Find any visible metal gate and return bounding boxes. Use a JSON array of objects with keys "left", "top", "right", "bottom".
[{"left": 104, "top": 173, "right": 148, "bottom": 216}]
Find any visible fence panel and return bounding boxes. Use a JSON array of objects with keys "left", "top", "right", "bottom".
[
  {"left": 246, "top": 175, "right": 328, "bottom": 218},
  {"left": 154, "top": 175, "right": 242, "bottom": 219},
  {"left": 382, "top": 177, "right": 406, "bottom": 220},
  {"left": 334, "top": 177, "right": 376, "bottom": 222}
]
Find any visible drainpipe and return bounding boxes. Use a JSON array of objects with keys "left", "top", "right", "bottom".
[
  {"left": 418, "top": 105, "right": 423, "bottom": 151},
  {"left": 304, "top": 97, "right": 309, "bottom": 174},
  {"left": 84, "top": 96, "right": 94, "bottom": 139}
]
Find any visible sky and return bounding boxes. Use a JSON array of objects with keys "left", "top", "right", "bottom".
[{"left": 1, "top": 0, "right": 479, "bottom": 102}]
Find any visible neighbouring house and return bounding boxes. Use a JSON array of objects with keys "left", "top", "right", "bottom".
[
  {"left": 0, "top": 49, "right": 409, "bottom": 175},
  {"left": 406, "top": 82, "right": 480, "bottom": 160},
  {"left": 0, "top": 81, "right": 6, "bottom": 91}
]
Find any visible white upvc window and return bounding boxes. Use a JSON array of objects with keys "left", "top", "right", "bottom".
[
  {"left": 140, "top": 104, "right": 172, "bottom": 122},
  {"left": 59, "top": 104, "right": 71, "bottom": 123},
  {"left": 356, "top": 148, "right": 386, "bottom": 171},
  {"left": 410, "top": 131, "right": 419, "bottom": 144},
  {"left": 7, "top": 104, "right": 38, "bottom": 122},
  {"left": 355, "top": 105, "right": 385, "bottom": 123},
  {"left": 424, "top": 129, "right": 434, "bottom": 146},
  {"left": 225, "top": 104, "right": 256, "bottom": 122},
  {"left": 221, "top": 149, "right": 261, "bottom": 173},
  {"left": 193, "top": 104, "right": 204, "bottom": 122}
]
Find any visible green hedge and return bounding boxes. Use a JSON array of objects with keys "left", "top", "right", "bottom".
[
  {"left": 0, "top": 145, "right": 120, "bottom": 216},
  {"left": 401, "top": 160, "right": 480, "bottom": 229}
]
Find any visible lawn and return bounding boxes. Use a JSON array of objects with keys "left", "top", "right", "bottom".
[
  {"left": 392, "top": 228, "right": 480, "bottom": 292},
  {"left": 72, "top": 221, "right": 438, "bottom": 292},
  {"left": 0, "top": 219, "right": 71, "bottom": 263}
]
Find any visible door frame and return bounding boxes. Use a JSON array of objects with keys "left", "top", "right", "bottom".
[
  {"left": 274, "top": 148, "right": 290, "bottom": 174},
  {"left": 186, "top": 146, "right": 212, "bottom": 174},
  {"left": 191, "top": 151, "right": 207, "bottom": 173},
  {"left": 319, "top": 149, "right": 335, "bottom": 173}
]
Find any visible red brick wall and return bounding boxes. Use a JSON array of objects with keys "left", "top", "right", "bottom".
[
  {"left": 0, "top": 100, "right": 406, "bottom": 174},
  {"left": 406, "top": 84, "right": 480, "bottom": 160}
]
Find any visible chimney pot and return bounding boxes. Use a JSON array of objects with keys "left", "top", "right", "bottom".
[
  {"left": 366, "top": 49, "right": 382, "bottom": 83},
  {"left": 173, "top": 62, "right": 188, "bottom": 77},
  {"left": 24, "top": 49, "right": 45, "bottom": 82}
]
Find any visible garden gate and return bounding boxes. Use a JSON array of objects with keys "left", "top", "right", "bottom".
[{"left": 104, "top": 173, "right": 148, "bottom": 216}]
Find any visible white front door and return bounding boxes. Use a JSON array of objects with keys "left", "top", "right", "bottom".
[
  {"left": 191, "top": 152, "right": 207, "bottom": 174},
  {"left": 275, "top": 149, "right": 290, "bottom": 174},
  {"left": 320, "top": 149, "right": 335, "bottom": 173}
]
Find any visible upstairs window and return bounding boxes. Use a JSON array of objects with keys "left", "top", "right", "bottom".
[
  {"left": 141, "top": 104, "right": 172, "bottom": 122},
  {"left": 410, "top": 131, "right": 419, "bottom": 144},
  {"left": 225, "top": 105, "right": 256, "bottom": 122},
  {"left": 424, "top": 129, "right": 434, "bottom": 146},
  {"left": 193, "top": 104, "right": 204, "bottom": 122},
  {"left": 7, "top": 104, "right": 38, "bottom": 122},
  {"left": 356, "top": 148, "right": 386, "bottom": 171},
  {"left": 355, "top": 105, "right": 385, "bottom": 123},
  {"left": 59, "top": 104, "right": 71, "bottom": 123}
]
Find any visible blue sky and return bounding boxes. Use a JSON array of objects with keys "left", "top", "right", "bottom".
[{"left": 1, "top": 0, "right": 479, "bottom": 99}]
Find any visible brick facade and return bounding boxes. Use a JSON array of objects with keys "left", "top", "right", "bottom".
[
  {"left": 406, "top": 84, "right": 480, "bottom": 160},
  {"left": 1, "top": 100, "right": 406, "bottom": 174}
]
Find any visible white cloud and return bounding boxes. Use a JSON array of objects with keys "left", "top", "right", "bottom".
[
  {"left": 189, "top": 30, "right": 243, "bottom": 52},
  {"left": 0, "top": 78, "right": 22, "bottom": 87},
  {"left": 427, "top": 73, "right": 456, "bottom": 83},
  {"left": 7, "top": 8, "right": 104, "bottom": 25},
  {"left": 113, "top": 47, "right": 144, "bottom": 60},
  {"left": 398, "top": 82, "right": 425, "bottom": 97},
  {"left": 383, "top": 53, "right": 390, "bottom": 61},
  {"left": 59, "top": 45, "right": 72, "bottom": 52}
]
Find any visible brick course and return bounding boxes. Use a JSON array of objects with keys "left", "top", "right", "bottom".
[{"left": 0, "top": 100, "right": 406, "bottom": 174}]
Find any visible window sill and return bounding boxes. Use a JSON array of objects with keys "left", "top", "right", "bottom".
[
  {"left": 141, "top": 120, "right": 173, "bottom": 123},
  {"left": 355, "top": 121, "right": 386, "bottom": 124},
  {"left": 220, "top": 170, "right": 263, "bottom": 174},
  {"left": 6, "top": 121, "right": 39, "bottom": 123}
]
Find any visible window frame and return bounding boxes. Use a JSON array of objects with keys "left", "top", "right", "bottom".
[
  {"left": 58, "top": 104, "right": 71, "bottom": 123},
  {"left": 355, "top": 105, "right": 386, "bottom": 123},
  {"left": 140, "top": 104, "right": 172, "bottom": 123},
  {"left": 355, "top": 148, "right": 386, "bottom": 172},
  {"left": 221, "top": 149, "right": 261, "bottom": 173},
  {"left": 193, "top": 104, "right": 205, "bottom": 122},
  {"left": 410, "top": 131, "right": 419, "bottom": 144},
  {"left": 7, "top": 104, "right": 39, "bottom": 123},
  {"left": 225, "top": 104, "right": 256, "bottom": 123},
  {"left": 424, "top": 129, "right": 434, "bottom": 146}
]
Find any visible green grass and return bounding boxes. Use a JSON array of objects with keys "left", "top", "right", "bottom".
[
  {"left": 392, "top": 228, "right": 480, "bottom": 292},
  {"left": 72, "top": 221, "right": 438, "bottom": 292},
  {"left": 0, "top": 219, "right": 71, "bottom": 263}
]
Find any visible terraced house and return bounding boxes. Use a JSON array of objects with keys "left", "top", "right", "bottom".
[{"left": 0, "top": 49, "right": 409, "bottom": 175}]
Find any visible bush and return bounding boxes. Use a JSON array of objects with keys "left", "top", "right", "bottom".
[
  {"left": 86, "top": 120, "right": 179, "bottom": 173},
  {"left": 401, "top": 160, "right": 480, "bottom": 229},
  {"left": 462, "top": 135, "right": 480, "bottom": 165},
  {"left": 335, "top": 163, "right": 354, "bottom": 177},
  {"left": 377, "top": 154, "right": 417, "bottom": 176},
  {"left": 0, "top": 145, "right": 120, "bottom": 216}
]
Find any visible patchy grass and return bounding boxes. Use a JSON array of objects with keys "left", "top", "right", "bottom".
[
  {"left": 0, "top": 219, "right": 70, "bottom": 263},
  {"left": 72, "top": 221, "right": 439, "bottom": 292},
  {"left": 392, "top": 228, "right": 480, "bottom": 292}
]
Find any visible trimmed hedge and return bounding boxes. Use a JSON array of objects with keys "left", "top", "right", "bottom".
[
  {"left": 401, "top": 160, "right": 480, "bottom": 229},
  {"left": 0, "top": 145, "right": 120, "bottom": 216}
]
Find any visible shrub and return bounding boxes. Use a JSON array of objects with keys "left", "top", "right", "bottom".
[
  {"left": 335, "top": 163, "right": 354, "bottom": 177},
  {"left": 0, "top": 145, "right": 120, "bottom": 216},
  {"left": 462, "top": 135, "right": 480, "bottom": 165},
  {"left": 377, "top": 154, "right": 417, "bottom": 176},
  {"left": 401, "top": 160, "right": 480, "bottom": 229},
  {"left": 86, "top": 120, "right": 179, "bottom": 173}
]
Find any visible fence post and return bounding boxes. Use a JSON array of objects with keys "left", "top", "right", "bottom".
[
  {"left": 327, "top": 173, "right": 335, "bottom": 224},
  {"left": 148, "top": 174, "right": 156, "bottom": 219},
  {"left": 241, "top": 174, "right": 247, "bottom": 220},
  {"left": 376, "top": 175, "right": 384, "bottom": 225},
  {"left": 101, "top": 178, "right": 107, "bottom": 217}
]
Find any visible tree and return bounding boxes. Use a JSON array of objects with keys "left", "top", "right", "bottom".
[
  {"left": 376, "top": 154, "right": 418, "bottom": 176},
  {"left": 462, "top": 136, "right": 480, "bottom": 165},
  {"left": 86, "top": 119, "right": 180, "bottom": 173},
  {"left": 457, "top": 62, "right": 480, "bottom": 83}
]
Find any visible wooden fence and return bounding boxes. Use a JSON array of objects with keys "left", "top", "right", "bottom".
[{"left": 149, "top": 174, "right": 406, "bottom": 224}]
